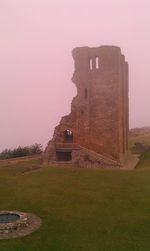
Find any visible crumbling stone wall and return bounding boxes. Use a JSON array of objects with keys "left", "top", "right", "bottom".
[{"left": 44, "top": 46, "right": 129, "bottom": 167}]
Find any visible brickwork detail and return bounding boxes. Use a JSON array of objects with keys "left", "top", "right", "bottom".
[{"left": 44, "top": 46, "right": 129, "bottom": 168}]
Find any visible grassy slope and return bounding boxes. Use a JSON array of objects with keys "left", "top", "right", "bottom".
[
  {"left": 129, "top": 132, "right": 150, "bottom": 147},
  {"left": 136, "top": 151, "right": 150, "bottom": 169},
  {"left": 0, "top": 155, "right": 150, "bottom": 251}
]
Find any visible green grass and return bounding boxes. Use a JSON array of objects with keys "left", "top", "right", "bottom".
[
  {"left": 0, "top": 155, "right": 150, "bottom": 250},
  {"left": 136, "top": 151, "right": 150, "bottom": 169}
]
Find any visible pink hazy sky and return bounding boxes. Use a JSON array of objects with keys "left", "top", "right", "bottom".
[{"left": 0, "top": 0, "right": 150, "bottom": 151}]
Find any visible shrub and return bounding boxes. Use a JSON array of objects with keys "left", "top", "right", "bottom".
[{"left": 0, "top": 144, "right": 43, "bottom": 160}]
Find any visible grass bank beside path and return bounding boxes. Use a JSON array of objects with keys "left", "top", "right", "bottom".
[
  {"left": 0, "top": 154, "right": 150, "bottom": 251},
  {"left": 136, "top": 151, "right": 150, "bottom": 169}
]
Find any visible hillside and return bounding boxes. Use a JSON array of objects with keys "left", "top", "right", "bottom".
[{"left": 129, "top": 126, "right": 150, "bottom": 148}]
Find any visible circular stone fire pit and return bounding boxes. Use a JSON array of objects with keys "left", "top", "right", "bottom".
[{"left": 0, "top": 211, "right": 42, "bottom": 239}]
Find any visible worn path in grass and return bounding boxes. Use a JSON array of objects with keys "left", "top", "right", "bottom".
[{"left": 0, "top": 154, "right": 150, "bottom": 251}]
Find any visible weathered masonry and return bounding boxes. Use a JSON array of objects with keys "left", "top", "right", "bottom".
[{"left": 44, "top": 46, "right": 129, "bottom": 168}]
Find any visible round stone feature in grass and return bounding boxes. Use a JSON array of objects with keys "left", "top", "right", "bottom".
[{"left": 0, "top": 211, "right": 42, "bottom": 239}]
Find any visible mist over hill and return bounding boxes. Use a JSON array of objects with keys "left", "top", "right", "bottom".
[{"left": 130, "top": 126, "right": 150, "bottom": 137}]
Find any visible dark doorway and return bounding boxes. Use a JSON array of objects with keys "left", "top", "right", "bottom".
[
  {"left": 56, "top": 151, "right": 72, "bottom": 161},
  {"left": 64, "top": 130, "right": 73, "bottom": 143}
]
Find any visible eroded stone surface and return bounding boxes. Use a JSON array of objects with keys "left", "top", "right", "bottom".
[{"left": 44, "top": 46, "right": 129, "bottom": 168}]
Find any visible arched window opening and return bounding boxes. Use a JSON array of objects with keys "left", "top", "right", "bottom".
[
  {"left": 84, "top": 88, "right": 88, "bottom": 99},
  {"left": 89, "top": 59, "right": 93, "bottom": 70},
  {"left": 64, "top": 129, "right": 73, "bottom": 143},
  {"left": 96, "top": 56, "right": 99, "bottom": 69}
]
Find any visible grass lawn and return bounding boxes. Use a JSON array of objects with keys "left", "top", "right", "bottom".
[{"left": 0, "top": 154, "right": 150, "bottom": 251}]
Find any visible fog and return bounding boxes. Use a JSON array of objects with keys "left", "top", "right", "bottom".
[{"left": 0, "top": 0, "right": 150, "bottom": 151}]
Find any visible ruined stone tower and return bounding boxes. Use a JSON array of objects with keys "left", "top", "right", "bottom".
[{"left": 44, "top": 46, "right": 129, "bottom": 168}]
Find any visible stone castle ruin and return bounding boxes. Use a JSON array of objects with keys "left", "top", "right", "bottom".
[{"left": 44, "top": 46, "right": 129, "bottom": 168}]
